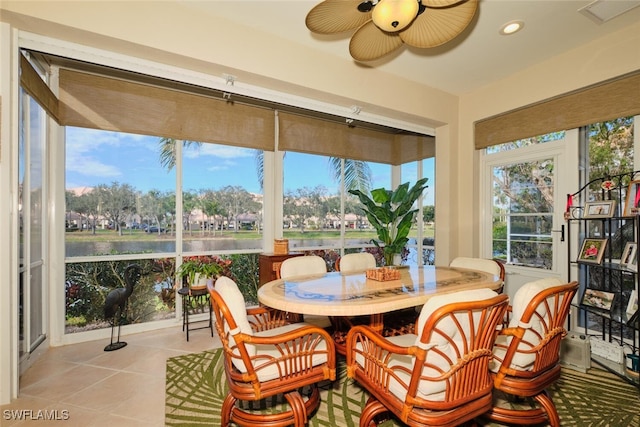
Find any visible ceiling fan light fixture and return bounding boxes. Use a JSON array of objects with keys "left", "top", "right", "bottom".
[
  {"left": 372, "top": 0, "right": 420, "bottom": 32},
  {"left": 499, "top": 20, "right": 524, "bottom": 35}
]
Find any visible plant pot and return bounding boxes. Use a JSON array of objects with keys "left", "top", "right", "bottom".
[{"left": 189, "top": 273, "right": 209, "bottom": 291}]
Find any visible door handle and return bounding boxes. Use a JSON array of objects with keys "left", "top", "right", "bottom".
[{"left": 551, "top": 224, "right": 565, "bottom": 242}]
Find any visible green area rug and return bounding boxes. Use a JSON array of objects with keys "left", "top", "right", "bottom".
[{"left": 166, "top": 349, "right": 639, "bottom": 426}]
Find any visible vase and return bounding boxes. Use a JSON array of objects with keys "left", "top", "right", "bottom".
[{"left": 190, "top": 273, "right": 209, "bottom": 291}]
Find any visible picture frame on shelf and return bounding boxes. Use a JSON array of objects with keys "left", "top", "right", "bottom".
[
  {"left": 577, "top": 238, "right": 608, "bottom": 264},
  {"left": 582, "top": 288, "right": 616, "bottom": 311},
  {"left": 628, "top": 253, "right": 638, "bottom": 272},
  {"left": 584, "top": 200, "right": 616, "bottom": 218},
  {"left": 627, "top": 290, "right": 638, "bottom": 316},
  {"left": 620, "top": 242, "right": 637, "bottom": 268},
  {"left": 623, "top": 180, "right": 640, "bottom": 216}
]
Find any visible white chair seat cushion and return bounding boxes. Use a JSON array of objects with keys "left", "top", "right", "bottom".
[
  {"left": 353, "top": 334, "right": 447, "bottom": 401},
  {"left": 247, "top": 322, "right": 329, "bottom": 382},
  {"left": 490, "top": 277, "right": 563, "bottom": 372}
]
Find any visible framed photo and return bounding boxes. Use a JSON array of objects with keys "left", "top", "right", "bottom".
[
  {"left": 623, "top": 180, "right": 640, "bottom": 217},
  {"left": 620, "top": 242, "right": 637, "bottom": 268},
  {"left": 578, "top": 238, "right": 608, "bottom": 264},
  {"left": 584, "top": 200, "right": 616, "bottom": 218},
  {"left": 582, "top": 288, "right": 616, "bottom": 311},
  {"left": 629, "top": 251, "right": 639, "bottom": 272},
  {"left": 627, "top": 290, "right": 639, "bottom": 316}
]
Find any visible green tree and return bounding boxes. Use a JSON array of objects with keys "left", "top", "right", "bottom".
[
  {"left": 588, "top": 117, "right": 634, "bottom": 182},
  {"left": 217, "top": 186, "right": 261, "bottom": 232},
  {"left": 422, "top": 205, "right": 435, "bottom": 223},
  {"left": 94, "top": 182, "right": 137, "bottom": 235}
]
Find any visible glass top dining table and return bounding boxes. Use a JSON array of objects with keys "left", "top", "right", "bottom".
[{"left": 257, "top": 265, "right": 503, "bottom": 318}]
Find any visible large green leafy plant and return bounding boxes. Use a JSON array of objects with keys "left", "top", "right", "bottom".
[
  {"left": 349, "top": 178, "right": 428, "bottom": 267},
  {"left": 176, "top": 255, "right": 228, "bottom": 289}
]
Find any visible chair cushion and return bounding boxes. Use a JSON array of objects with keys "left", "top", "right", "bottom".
[
  {"left": 280, "top": 255, "right": 327, "bottom": 279},
  {"left": 382, "top": 335, "right": 448, "bottom": 402},
  {"left": 215, "top": 276, "right": 254, "bottom": 337},
  {"left": 215, "top": 277, "right": 256, "bottom": 372},
  {"left": 491, "top": 277, "right": 563, "bottom": 372},
  {"left": 415, "top": 288, "right": 499, "bottom": 340},
  {"left": 339, "top": 253, "right": 376, "bottom": 272},
  {"left": 449, "top": 257, "right": 501, "bottom": 277},
  {"left": 250, "top": 323, "right": 329, "bottom": 382}
]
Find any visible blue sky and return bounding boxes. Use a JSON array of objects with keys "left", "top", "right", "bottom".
[{"left": 66, "top": 127, "right": 435, "bottom": 204}]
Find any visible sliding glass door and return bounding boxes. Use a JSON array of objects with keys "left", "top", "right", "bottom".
[{"left": 18, "top": 86, "right": 48, "bottom": 368}]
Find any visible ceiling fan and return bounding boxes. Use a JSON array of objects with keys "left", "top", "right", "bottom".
[{"left": 305, "top": 0, "right": 478, "bottom": 62}]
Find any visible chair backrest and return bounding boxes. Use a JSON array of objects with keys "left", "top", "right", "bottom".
[
  {"left": 449, "top": 256, "right": 505, "bottom": 281},
  {"left": 492, "top": 278, "right": 579, "bottom": 378},
  {"left": 336, "top": 252, "right": 376, "bottom": 272},
  {"left": 405, "top": 289, "right": 508, "bottom": 406},
  {"left": 209, "top": 277, "right": 255, "bottom": 373},
  {"left": 278, "top": 255, "right": 327, "bottom": 279}
]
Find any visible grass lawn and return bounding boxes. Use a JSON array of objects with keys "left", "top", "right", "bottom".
[{"left": 65, "top": 225, "right": 435, "bottom": 242}]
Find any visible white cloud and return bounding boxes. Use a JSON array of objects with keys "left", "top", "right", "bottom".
[
  {"left": 184, "top": 143, "right": 255, "bottom": 159},
  {"left": 66, "top": 154, "right": 122, "bottom": 177}
]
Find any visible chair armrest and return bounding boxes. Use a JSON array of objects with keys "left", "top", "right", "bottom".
[
  {"left": 246, "top": 324, "right": 334, "bottom": 348},
  {"left": 241, "top": 325, "right": 336, "bottom": 382},
  {"left": 346, "top": 325, "right": 416, "bottom": 368},
  {"left": 246, "top": 306, "right": 298, "bottom": 331}
]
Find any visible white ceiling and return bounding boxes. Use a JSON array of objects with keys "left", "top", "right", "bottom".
[{"left": 184, "top": 0, "right": 640, "bottom": 95}]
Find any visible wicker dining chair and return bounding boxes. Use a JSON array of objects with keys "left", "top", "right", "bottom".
[
  {"left": 449, "top": 257, "right": 506, "bottom": 292},
  {"left": 209, "top": 276, "right": 336, "bottom": 427},
  {"left": 277, "top": 254, "right": 330, "bottom": 326},
  {"left": 335, "top": 252, "right": 377, "bottom": 273},
  {"left": 485, "top": 278, "right": 579, "bottom": 427},
  {"left": 346, "top": 288, "right": 509, "bottom": 427},
  {"left": 277, "top": 254, "right": 327, "bottom": 279}
]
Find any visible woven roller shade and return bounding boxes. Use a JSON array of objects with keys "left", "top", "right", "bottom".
[
  {"left": 475, "top": 71, "right": 640, "bottom": 149},
  {"left": 278, "top": 112, "right": 434, "bottom": 165},
  {"left": 20, "top": 54, "right": 60, "bottom": 123},
  {"left": 58, "top": 69, "right": 275, "bottom": 151}
]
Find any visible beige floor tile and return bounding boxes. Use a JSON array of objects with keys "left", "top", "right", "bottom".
[
  {"left": 1, "top": 327, "right": 219, "bottom": 427},
  {"left": 108, "top": 376, "right": 166, "bottom": 424},
  {"left": 18, "top": 358, "right": 78, "bottom": 389},
  {"left": 19, "top": 365, "right": 118, "bottom": 403},
  {"left": 60, "top": 371, "right": 151, "bottom": 412}
]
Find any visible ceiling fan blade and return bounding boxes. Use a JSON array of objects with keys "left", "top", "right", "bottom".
[
  {"left": 400, "top": 0, "right": 478, "bottom": 48},
  {"left": 421, "top": 0, "right": 467, "bottom": 7},
  {"left": 349, "top": 21, "right": 404, "bottom": 61},
  {"left": 306, "top": 0, "right": 372, "bottom": 34}
]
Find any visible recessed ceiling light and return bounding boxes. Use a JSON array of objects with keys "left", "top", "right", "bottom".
[{"left": 499, "top": 20, "right": 524, "bottom": 35}]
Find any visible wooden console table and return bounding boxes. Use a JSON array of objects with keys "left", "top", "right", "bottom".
[{"left": 258, "top": 252, "right": 303, "bottom": 286}]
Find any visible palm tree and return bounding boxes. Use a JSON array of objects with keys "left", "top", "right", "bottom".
[
  {"left": 255, "top": 151, "right": 372, "bottom": 193},
  {"left": 158, "top": 138, "right": 372, "bottom": 193},
  {"left": 158, "top": 138, "right": 201, "bottom": 170}
]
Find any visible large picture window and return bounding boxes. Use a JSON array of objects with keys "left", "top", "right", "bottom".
[{"left": 52, "top": 54, "right": 434, "bottom": 335}]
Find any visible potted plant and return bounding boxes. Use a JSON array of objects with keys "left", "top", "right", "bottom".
[
  {"left": 349, "top": 178, "right": 428, "bottom": 267},
  {"left": 176, "top": 256, "right": 224, "bottom": 290}
]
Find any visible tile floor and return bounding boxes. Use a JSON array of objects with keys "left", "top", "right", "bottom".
[{"left": 1, "top": 325, "right": 221, "bottom": 426}]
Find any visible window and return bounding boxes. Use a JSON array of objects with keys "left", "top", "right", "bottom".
[
  {"left": 486, "top": 133, "right": 567, "bottom": 270},
  {"left": 181, "top": 140, "right": 263, "bottom": 252},
  {"left": 491, "top": 158, "right": 554, "bottom": 269},
  {"left": 402, "top": 158, "right": 435, "bottom": 265},
  {"left": 282, "top": 153, "right": 391, "bottom": 265},
  {"left": 485, "top": 132, "right": 565, "bottom": 154}
]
